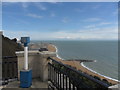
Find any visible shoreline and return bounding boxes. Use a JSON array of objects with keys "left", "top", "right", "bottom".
[
  {"left": 48, "top": 44, "right": 119, "bottom": 85},
  {"left": 81, "top": 62, "right": 119, "bottom": 82},
  {"left": 53, "top": 44, "right": 64, "bottom": 60}
]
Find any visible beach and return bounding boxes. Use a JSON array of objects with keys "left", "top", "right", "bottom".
[{"left": 47, "top": 43, "right": 118, "bottom": 85}]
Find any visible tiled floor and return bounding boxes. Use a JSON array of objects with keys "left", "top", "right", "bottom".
[{"left": 2, "top": 78, "right": 48, "bottom": 89}]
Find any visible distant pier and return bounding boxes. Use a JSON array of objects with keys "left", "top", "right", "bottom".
[{"left": 66, "top": 59, "right": 96, "bottom": 62}]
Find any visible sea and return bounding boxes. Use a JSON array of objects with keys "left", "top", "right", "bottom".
[{"left": 31, "top": 40, "right": 118, "bottom": 81}]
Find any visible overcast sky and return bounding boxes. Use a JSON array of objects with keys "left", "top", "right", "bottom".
[{"left": 2, "top": 2, "right": 118, "bottom": 40}]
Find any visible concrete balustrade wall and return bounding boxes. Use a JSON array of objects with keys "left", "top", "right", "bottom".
[{"left": 16, "top": 50, "right": 56, "bottom": 82}]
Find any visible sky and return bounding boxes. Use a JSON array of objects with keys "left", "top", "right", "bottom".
[{"left": 2, "top": 2, "right": 118, "bottom": 40}]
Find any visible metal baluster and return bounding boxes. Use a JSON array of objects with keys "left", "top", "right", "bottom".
[
  {"left": 53, "top": 66, "right": 55, "bottom": 83},
  {"left": 69, "top": 77, "right": 71, "bottom": 90},
  {"left": 51, "top": 66, "right": 54, "bottom": 82},
  {"left": 56, "top": 69, "right": 58, "bottom": 88},
  {"left": 48, "top": 64, "right": 50, "bottom": 80},
  {"left": 49, "top": 64, "right": 51, "bottom": 81},
  {"left": 58, "top": 70, "right": 60, "bottom": 89},
  {"left": 73, "top": 83, "right": 75, "bottom": 90},
  {"left": 63, "top": 74, "right": 64, "bottom": 90},
  {"left": 66, "top": 76, "right": 68, "bottom": 90},
  {"left": 54, "top": 67, "right": 56, "bottom": 86},
  {"left": 50, "top": 64, "right": 52, "bottom": 81},
  {"left": 60, "top": 72, "right": 62, "bottom": 90},
  {"left": 55, "top": 68, "right": 57, "bottom": 87}
]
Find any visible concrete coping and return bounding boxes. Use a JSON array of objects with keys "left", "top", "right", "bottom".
[
  {"left": 108, "top": 84, "right": 120, "bottom": 89},
  {"left": 16, "top": 50, "right": 56, "bottom": 57},
  {"left": 40, "top": 51, "right": 56, "bottom": 57}
]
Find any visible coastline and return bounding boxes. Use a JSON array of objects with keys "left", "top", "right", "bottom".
[
  {"left": 81, "top": 62, "right": 119, "bottom": 82},
  {"left": 53, "top": 44, "right": 64, "bottom": 60},
  {"left": 47, "top": 43, "right": 119, "bottom": 85}
]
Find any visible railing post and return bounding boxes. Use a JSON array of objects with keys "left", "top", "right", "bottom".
[
  {"left": 66, "top": 76, "right": 68, "bottom": 90},
  {"left": 69, "top": 77, "right": 71, "bottom": 90},
  {"left": 63, "top": 74, "right": 64, "bottom": 89},
  {"left": 55, "top": 68, "right": 57, "bottom": 87},
  {"left": 60, "top": 72, "right": 62, "bottom": 89},
  {"left": 58, "top": 71, "right": 60, "bottom": 89}
]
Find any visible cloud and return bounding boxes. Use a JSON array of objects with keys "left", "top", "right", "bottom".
[
  {"left": 62, "top": 17, "right": 70, "bottom": 23},
  {"left": 56, "top": 36, "right": 74, "bottom": 39},
  {"left": 92, "top": 5, "right": 101, "bottom": 9},
  {"left": 75, "top": 8, "right": 83, "bottom": 13},
  {"left": 49, "top": 2, "right": 58, "bottom": 4},
  {"left": 59, "top": 26, "right": 117, "bottom": 40},
  {"left": 98, "top": 22, "right": 112, "bottom": 25},
  {"left": 34, "top": 3, "right": 47, "bottom": 11},
  {"left": 84, "top": 18, "right": 101, "bottom": 22},
  {"left": 79, "top": 27, "right": 117, "bottom": 34},
  {"left": 2, "top": 0, "right": 59, "bottom": 2},
  {"left": 27, "top": 13, "right": 43, "bottom": 19},
  {"left": 4, "top": 26, "right": 117, "bottom": 40},
  {"left": 50, "top": 12, "right": 56, "bottom": 17},
  {"left": 85, "top": 25, "right": 96, "bottom": 29},
  {"left": 55, "top": 27, "right": 118, "bottom": 40},
  {"left": 113, "top": 10, "right": 118, "bottom": 15},
  {"left": 21, "top": 2, "right": 29, "bottom": 8},
  {"left": 84, "top": 22, "right": 113, "bottom": 29}
]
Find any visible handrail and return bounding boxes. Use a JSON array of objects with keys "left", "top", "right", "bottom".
[{"left": 47, "top": 57, "right": 110, "bottom": 88}]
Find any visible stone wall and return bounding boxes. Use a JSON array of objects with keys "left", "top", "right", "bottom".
[{"left": 16, "top": 50, "right": 56, "bottom": 82}]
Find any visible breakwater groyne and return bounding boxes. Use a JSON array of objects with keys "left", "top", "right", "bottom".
[{"left": 65, "top": 59, "right": 96, "bottom": 62}]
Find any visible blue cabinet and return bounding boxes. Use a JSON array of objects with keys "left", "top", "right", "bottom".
[{"left": 20, "top": 70, "right": 32, "bottom": 88}]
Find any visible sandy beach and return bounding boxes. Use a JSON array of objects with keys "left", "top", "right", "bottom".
[{"left": 47, "top": 44, "right": 118, "bottom": 85}]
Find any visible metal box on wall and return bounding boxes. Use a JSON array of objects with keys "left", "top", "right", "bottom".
[{"left": 20, "top": 70, "right": 32, "bottom": 88}]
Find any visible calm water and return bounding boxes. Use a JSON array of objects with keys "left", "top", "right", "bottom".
[{"left": 32, "top": 40, "right": 118, "bottom": 80}]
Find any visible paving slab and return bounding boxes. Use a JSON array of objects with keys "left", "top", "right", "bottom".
[{"left": 2, "top": 78, "right": 48, "bottom": 89}]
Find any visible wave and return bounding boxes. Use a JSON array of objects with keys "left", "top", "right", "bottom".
[
  {"left": 81, "top": 62, "right": 119, "bottom": 82},
  {"left": 51, "top": 44, "right": 64, "bottom": 60}
]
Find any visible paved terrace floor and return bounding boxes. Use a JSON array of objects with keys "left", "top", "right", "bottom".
[{"left": 1, "top": 78, "right": 48, "bottom": 90}]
